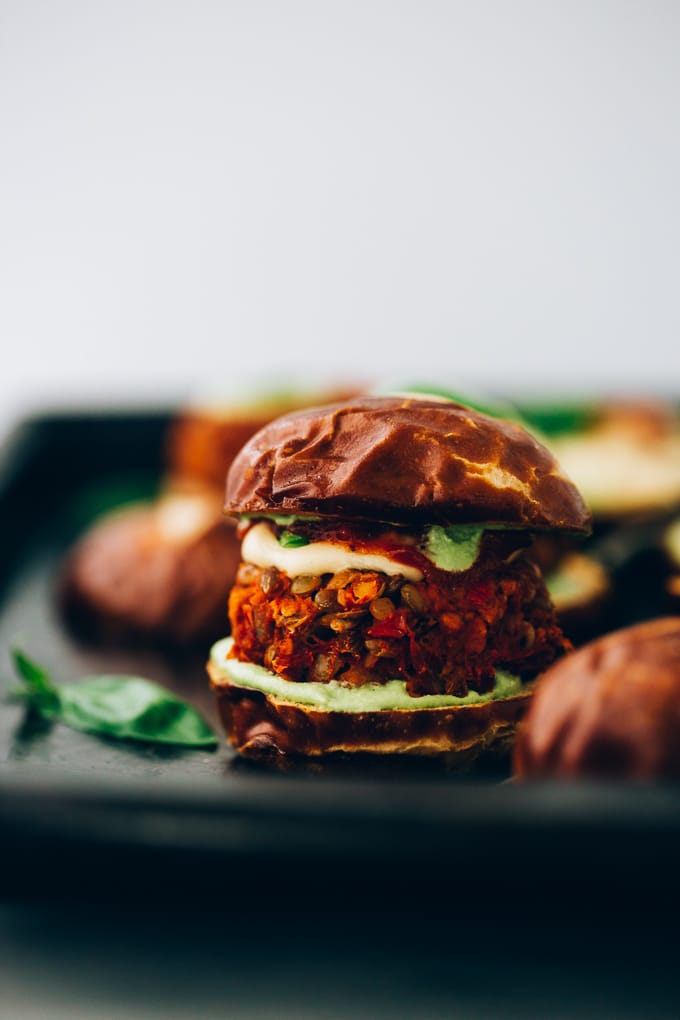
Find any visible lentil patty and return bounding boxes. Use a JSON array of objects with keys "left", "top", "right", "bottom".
[{"left": 228, "top": 534, "right": 569, "bottom": 698}]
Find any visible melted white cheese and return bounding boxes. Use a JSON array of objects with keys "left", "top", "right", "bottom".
[{"left": 241, "top": 521, "right": 423, "bottom": 581}]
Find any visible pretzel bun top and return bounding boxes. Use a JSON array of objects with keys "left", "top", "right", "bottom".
[{"left": 225, "top": 396, "right": 591, "bottom": 531}]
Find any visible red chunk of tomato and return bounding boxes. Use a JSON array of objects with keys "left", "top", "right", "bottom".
[{"left": 368, "top": 608, "right": 412, "bottom": 639}]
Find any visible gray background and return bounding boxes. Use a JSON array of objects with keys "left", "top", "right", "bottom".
[{"left": 2, "top": 0, "right": 680, "bottom": 434}]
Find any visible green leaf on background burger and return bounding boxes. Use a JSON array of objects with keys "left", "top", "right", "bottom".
[
  {"left": 512, "top": 402, "right": 598, "bottom": 437},
  {"left": 9, "top": 648, "right": 218, "bottom": 748},
  {"left": 397, "top": 384, "right": 526, "bottom": 423}
]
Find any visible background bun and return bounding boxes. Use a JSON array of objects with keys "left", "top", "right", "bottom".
[
  {"left": 166, "top": 386, "right": 361, "bottom": 491},
  {"left": 514, "top": 617, "right": 680, "bottom": 780},
  {"left": 167, "top": 412, "right": 276, "bottom": 492},
  {"left": 61, "top": 493, "right": 240, "bottom": 645},
  {"left": 225, "top": 396, "right": 591, "bottom": 531}
]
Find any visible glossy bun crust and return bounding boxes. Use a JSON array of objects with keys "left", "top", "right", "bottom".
[
  {"left": 514, "top": 617, "right": 680, "bottom": 781},
  {"left": 208, "top": 661, "right": 532, "bottom": 760},
  {"left": 225, "top": 396, "right": 591, "bottom": 531}
]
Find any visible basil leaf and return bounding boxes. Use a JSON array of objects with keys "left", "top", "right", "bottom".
[
  {"left": 387, "top": 384, "right": 531, "bottom": 428},
  {"left": 278, "top": 530, "right": 309, "bottom": 548},
  {"left": 57, "top": 676, "right": 219, "bottom": 747},
  {"left": 9, "top": 650, "right": 219, "bottom": 748},
  {"left": 513, "top": 402, "right": 597, "bottom": 437},
  {"left": 11, "top": 648, "right": 61, "bottom": 716}
]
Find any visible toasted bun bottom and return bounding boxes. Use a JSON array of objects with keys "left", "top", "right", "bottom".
[{"left": 208, "top": 661, "right": 532, "bottom": 759}]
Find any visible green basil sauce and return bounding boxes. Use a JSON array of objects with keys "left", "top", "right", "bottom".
[
  {"left": 211, "top": 638, "right": 523, "bottom": 712},
  {"left": 423, "top": 525, "right": 485, "bottom": 572}
]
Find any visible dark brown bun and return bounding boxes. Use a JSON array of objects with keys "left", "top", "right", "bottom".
[
  {"left": 514, "top": 617, "right": 680, "bottom": 781},
  {"left": 225, "top": 396, "right": 591, "bottom": 531},
  {"left": 61, "top": 492, "right": 239, "bottom": 645},
  {"left": 208, "top": 660, "right": 532, "bottom": 760}
]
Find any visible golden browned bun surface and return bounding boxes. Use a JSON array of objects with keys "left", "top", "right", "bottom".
[
  {"left": 225, "top": 396, "right": 591, "bottom": 531},
  {"left": 61, "top": 491, "right": 239, "bottom": 644},
  {"left": 514, "top": 617, "right": 680, "bottom": 781},
  {"left": 208, "top": 658, "right": 533, "bottom": 760}
]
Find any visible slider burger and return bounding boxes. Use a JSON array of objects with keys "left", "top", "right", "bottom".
[{"left": 208, "top": 396, "right": 591, "bottom": 759}]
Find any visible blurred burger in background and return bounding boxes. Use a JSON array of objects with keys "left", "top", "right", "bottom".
[
  {"left": 520, "top": 397, "right": 680, "bottom": 640},
  {"left": 521, "top": 398, "right": 680, "bottom": 521},
  {"left": 60, "top": 383, "right": 362, "bottom": 646}
]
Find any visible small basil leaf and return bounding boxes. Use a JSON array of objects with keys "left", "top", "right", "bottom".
[
  {"left": 278, "top": 530, "right": 309, "bottom": 548},
  {"left": 57, "top": 676, "right": 219, "bottom": 747},
  {"left": 10, "top": 648, "right": 61, "bottom": 716}
]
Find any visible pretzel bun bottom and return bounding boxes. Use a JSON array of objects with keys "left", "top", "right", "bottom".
[{"left": 208, "top": 660, "right": 532, "bottom": 760}]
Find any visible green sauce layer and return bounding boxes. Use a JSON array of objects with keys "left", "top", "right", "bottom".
[{"left": 211, "top": 638, "right": 524, "bottom": 712}]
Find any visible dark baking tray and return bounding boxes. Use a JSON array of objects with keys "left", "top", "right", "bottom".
[{"left": 2, "top": 410, "right": 680, "bottom": 921}]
